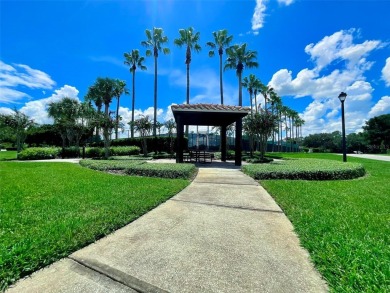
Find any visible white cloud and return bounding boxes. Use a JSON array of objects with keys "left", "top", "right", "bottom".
[
  {"left": 368, "top": 96, "right": 390, "bottom": 118},
  {"left": 269, "top": 29, "right": 384, "bottom": 135},
  {"left": 0, "top": 107, "right": 15, "bottom": 115},
  {"left": 277, "top": 0, "right": 294, "bottom": 5},
  {"left": 382, "top": 57, "right": 390, "bottom": 86},
  {"left": 0, "top": 60, "right": 56, "bottom": 103},
  {"left": 18, "top": 85, "right": 80, "bottom": 124},
  {"left": 251, "top": 0, "right": 267, "bottom": 33}
]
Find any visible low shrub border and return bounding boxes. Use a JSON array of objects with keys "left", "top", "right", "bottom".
[
  {"left": 80, "top": 159, "right": 197, "bottom": 180},
  {"left": 242, "top": 158, "right": 366, "bottom": 180},
  {"left": 17, "top": 147, "right": 61, "bottom": 160}
]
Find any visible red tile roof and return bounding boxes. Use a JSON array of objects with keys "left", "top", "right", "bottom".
[{"left": 171, "top": 103, "right": 250, "bottom": 113}]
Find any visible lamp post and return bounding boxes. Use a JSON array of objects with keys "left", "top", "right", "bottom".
[{"left": 338, "top": 92, "right": 347, "bottom": 162}]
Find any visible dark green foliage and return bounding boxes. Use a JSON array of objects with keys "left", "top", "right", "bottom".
[
  {"left": 79, "top": 159, "right": 145, "bottom": 171},
  {"left": 242, "top": 159, "right": 365, "bottom": 180},
  {"left": 25, "top": 124, "right": 64, "bottom": 147},
  {"left": 17, "top": 147, "right": 61, "bottom": 160},
  {"left": 61, "top": 146, "right": 81, "bottom": 158},
  {"left": 85, "top": 147, "right": 104, "bottom": 158},
  {"left": 363, "top": 114, "right": 390, "bottom": 153},
  {"left": 90, "top": 137, "right": 187, "bottom": 154}
]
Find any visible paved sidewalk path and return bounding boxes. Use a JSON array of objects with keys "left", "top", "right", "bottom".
[
  {"left": 7, "top": 167, "right": 328, "bottom": 293},
  {"left": 346, "top": 153, "right": 390, "bottom": 162}
]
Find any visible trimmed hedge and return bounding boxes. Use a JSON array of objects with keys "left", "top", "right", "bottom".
[
  {"left": 125, "top": 163, "right": 197, "bottom": 179},
  {"left": 85, "top": 146, "right": 140, "bottom": 158},
  {"left": 17, "top": 147, "right": 61, "bottom": 160},
  {"left": 79, "top": 159, "right": 197, "bottom": 180},
  {"left": 79, "top": 159, "right": 145, "bottom": 171},
  {"left": 242, "top": 158, "right": 366, "bottom": 180}
]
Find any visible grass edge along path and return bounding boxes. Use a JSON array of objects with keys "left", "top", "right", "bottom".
[
  {"left": 258, "top": 153, "right": 390, "bottom": 292},
  {"left": 0, "top": 162, "right": 190, "bottom": 291}
]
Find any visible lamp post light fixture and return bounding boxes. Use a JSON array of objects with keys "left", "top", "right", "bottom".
[{"left": 338, "top": 92, "right": 347, "bottom": 162}]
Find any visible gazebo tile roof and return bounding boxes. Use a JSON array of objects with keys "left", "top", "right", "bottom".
[{"left": 171, "top": 103, "right": 250, "bottom": 112}]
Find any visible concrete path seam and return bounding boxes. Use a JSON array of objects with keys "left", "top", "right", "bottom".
[
  {"left": 171, "top": 198, "right": 284, "bottom": 214},
  {"left": 68, "top": 256, "right": 169, "bottom": 293},
  {"left": 193, "top": 180, "right": 259, "bottom": 186}
]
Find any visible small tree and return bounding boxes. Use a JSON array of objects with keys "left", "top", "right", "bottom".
[
  {"left": 165, "top": 119, "right": 176, "bottom": 155},
  {"left": 0, "top": 110, "right": 35, "bottom": 152},
  {"left": 243, "top": 110, "right": 278, "bottom": 160},
  {"left": 133, "top": 116, "right": 152, "bottom": 156}
]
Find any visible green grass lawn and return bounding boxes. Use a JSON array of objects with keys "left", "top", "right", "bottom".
[
  {"left": 261, "top": 153, "right": 389, "bottom": 292},
  {"left": 0, "top": 161, "right": 190, "bottom": 291},
  {"left": 0, "top": 150, "right": 17, "bottom": 161}
]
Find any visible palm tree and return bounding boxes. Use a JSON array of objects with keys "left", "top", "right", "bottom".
[
  {"left": 141, "top": 27, "right": 170, "bottom": 137},
  {"left": 242, "top": 74, "right": 257, "bottom": 113},
  {"left": 206, "top": 29, "right": 233, "bottom": 105},
  {"left": 269, "top": 92, "right": 282, "bottom": 152},
  {"left": 85, "top": 85, "right": 103, "bottom": 138},
  {"left": 259, "top": 83, "right": 275, "bottom": 110},
  {"left": 133, "top": 115, "right": 152, "bottom": 156},
  {"left": 113, "top": 79, "right": 128, "bottom": 140},
  {"left": 224, "top": 43, "right": 258, "bottom": 106},
  {"left": 253, "top": 78, "right": 262, "bottom": 113},
  {"left": 174, "top": 27, "right": 201, "bottom": 105},
  {"left": 93, "top": 77, "right": 119, "bottom": 158},
  {"left": 124, "top": 49, "right": 147, "bottom": 138}
]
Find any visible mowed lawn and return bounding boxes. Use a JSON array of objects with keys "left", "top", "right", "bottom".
[
  {"left": 0, "top": 161, "right": 189, "bottom": 290},
  {"left": 261, "top": 153, "right": 389, "bottom": 292}
]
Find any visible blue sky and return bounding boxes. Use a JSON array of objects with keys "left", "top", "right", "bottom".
[{"left": 1, "top": 0, "right": 389, "bottom": 137}]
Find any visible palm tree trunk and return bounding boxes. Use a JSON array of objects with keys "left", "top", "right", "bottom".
[
  {"left": 219, "top": 52, "right": 223, "bottom": 105},
  {"left": 254, "top": 93, "right": 258, "bottom": 113},
  {"left": 115, "top": 96, "right": 120, "bottom": 140},
  {"left": 131, "top": 70, "right": 135, "bottom": 138},
  {"left": 153, "top": 55, "right": 157, "bottom": 137},
  {"left": 186, "top": 62, "right": 190, "bottom": 137},
  {"left": 238, "top": 72, "right": 243, "bottom": 106}
]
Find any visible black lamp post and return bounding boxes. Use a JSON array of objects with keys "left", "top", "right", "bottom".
[{"left": 338, "top": 92, "right": 347, "bottom": 162}]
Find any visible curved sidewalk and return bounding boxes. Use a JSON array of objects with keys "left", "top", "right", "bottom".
[{"left": 7, "top": 166, "right": 328, "bottom": 293}]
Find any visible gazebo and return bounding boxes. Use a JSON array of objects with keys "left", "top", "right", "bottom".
[{"left": 171, "top": 104, "right": 251, "bottom": 166}]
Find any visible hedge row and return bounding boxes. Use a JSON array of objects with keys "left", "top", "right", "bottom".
[
  {"left": 89, "top": 136, "right": 187, "bottom": 154},
  {"left": 16, "top": 146, "right": 141, "bottom": 160},
  {"left": 79, "top": 159, "right": 196, "bottom": 179},
  {"left": 242, "top": 159, "right": 366, "bottom": 180}
]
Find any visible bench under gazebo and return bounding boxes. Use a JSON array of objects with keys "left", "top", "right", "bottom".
[{"left": 171, "top": 104, "right": 250, "bottom": 166}]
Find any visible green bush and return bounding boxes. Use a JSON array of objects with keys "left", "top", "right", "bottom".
[
  {"left": 80, "top": 159, "right": 196, "bottom": 180},
  {"left": 85, "top": 147, "right": 104, "bottom": 158},
  {"left": 110, "top": 146, "right": 140, "bottom": 156},
  {"left": 61, "top": 146, "right": 80, "bottom": 158},
  {"left": 242, "top": 158, "right": 366, "bottom": 180},
  {"left": 125, "top": 163, "right": 197, "bottom": 179},
  {"left": 79, "top": 159, "right": 145, "bottom": 171},
  {"left": 152, "top": 152, "right": 174, "bottom": 159},
  {"left": 17, "top": 147, "right": 60, "bottom": 160}
]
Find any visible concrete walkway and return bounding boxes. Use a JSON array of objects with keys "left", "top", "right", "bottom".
[
  {"left": 7, "top": 166, "right": 328, "bottom": 293},
  {"left": 346, "top": 153, "right": 390, "bottom": 162}
]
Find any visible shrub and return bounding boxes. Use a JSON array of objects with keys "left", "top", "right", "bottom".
[
  {"left": 17, "top": 147, "right": 60, "bottom": 160},
  {"left": 85, "top": 147, "right": 104, "bottom": 158},
  {"left": 242, "top": 158, "right": 366, "bottom": 180},
  {"left": 125, "top": 163, "right": 197, "bottom": 179},
  {"left": 61, "top": 146, "right": 80, "bottom": 158},
  {"left": 110, "top": 146, "right": 140, "bottom": 156},
  {"left": 79, "top": 159, "right": 145, "bottom": 171}
]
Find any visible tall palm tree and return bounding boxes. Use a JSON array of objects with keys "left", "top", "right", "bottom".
[
  {"left": 269, "top": 92, "right": 282, "bottom": 152},
  {"left": 224, "top": 43, "right": 258, "bottom": 106},
  {"left": 174, "top": 27, "right": 201, "bottom": 105},
  {"left": 259, "top": 83, "right": 275, "bottom": 110},
  {"left": 85, "top": 85, "right": 103, "bottom": 137},
  {"left": 93, "top": 77, "right": 119, "bottom": 158},
  {"left": 114, "top": 79, "right": 128, "bottom": 140},
  {"left": 141, "top": 27, "right": 170, "bottom": 137},
  {"left": 242, "top": 74, "right": 257, "bottom": 113},
  {"left": 124, "top": 49, "right": 147, "bottom": 138},
  {"left": 206, "top": 29, "right": 233, "bottom": 105},
  {"left": 253, "top": 77, "right": 262, "bottom": 113}
]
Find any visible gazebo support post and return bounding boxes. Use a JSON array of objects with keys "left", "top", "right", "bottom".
[
  {"left": 221, "top": 125, "right": 227, "bottom": 162},
  {"left": 235, "top": 118, "right": 242, "bottom": 166},
  {"left": 176, "top": 116, "right": 184, "bottom": 163}
]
